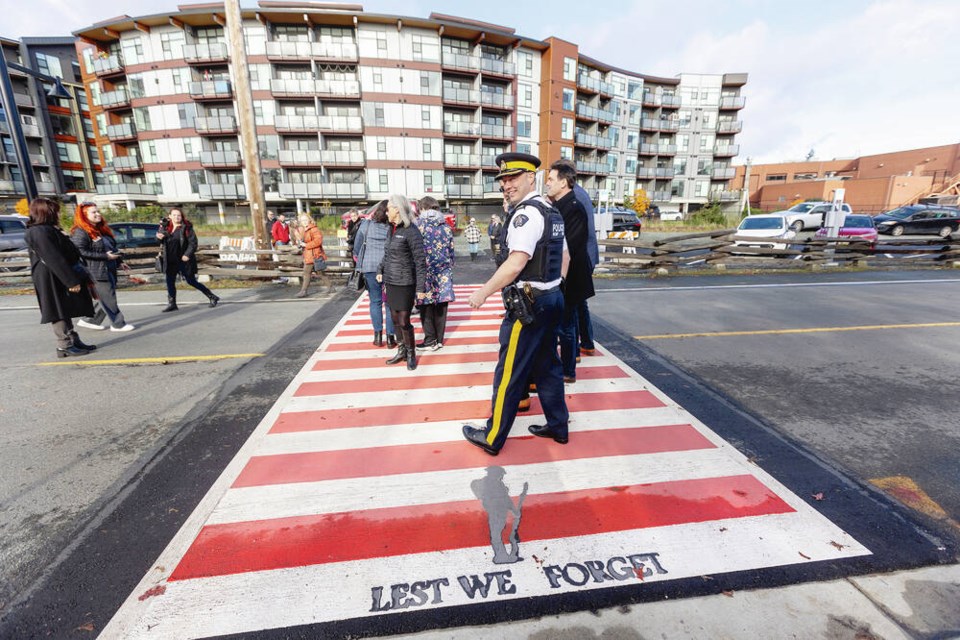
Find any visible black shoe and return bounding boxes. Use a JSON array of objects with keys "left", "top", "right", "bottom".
[
  {"left": 385, "top": 346, "right": 407, "bottom": 365},
  {"left": 406, "top": 351, "right": 417, "bottom": 370},
  {"left": 208, "top": 294, "right": 220, "bottom": 308},
  {"left": 373, "top": 331, "right": 383, "bottom": 347},
  {"left": 386, "top": 334, "right": 397, "bottom": 349},
  {"left": 71, "top": 337, "right": 97, "bottom": 351},
  {"left": 162, "top": 296, "right": 178, "bottom": 312},
  {"left": 528, "top": 424, "right": 568, "bottom": 444},
  {"left": 462, "top": 425, "right": 499, "bottom": 456},
  {"left": 57, "top": 345, "right": 90, "bottom": 358}
]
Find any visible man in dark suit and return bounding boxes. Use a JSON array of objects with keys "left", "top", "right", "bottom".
[{"left": 546, "top": 159, "right": 595, "bottom": 383}]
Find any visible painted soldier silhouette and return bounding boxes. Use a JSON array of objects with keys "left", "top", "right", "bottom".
[{"left": 471, "top": 466, "right": 528, "bottom": 564}]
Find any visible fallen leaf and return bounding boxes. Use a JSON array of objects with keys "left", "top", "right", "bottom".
[
  {"left": 830, "top": 541, "right": 846, "bottom": 551},
  {"left": 74, "top": 622, "right": 95, "bottom": 632},
  {"left": 812, "top": 492, "right": 825, "bottom": 501},
  {"left": 138, "top": 585, "right": 166, "bottom": 601},
  {"left": 719, "top": 527, "right": 728, "bottom": 532},
  {"left": 798, "top": 552, "right": 811, "bottom": 559},
  {"left": 700, "top": 575, "right": 714, "bottom": 581},
  {"left": 722, "top": 590, "right": 734, "bottom": 597}
]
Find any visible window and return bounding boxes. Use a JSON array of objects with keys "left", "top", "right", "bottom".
[
  {"left": 377, "top": 139, "right": 387, "bottom": 155},
  {"left": 380, "top": 172, "right": 389, "bottom": 189},
  {"left": 678, "top": 110, "right": 692, "bottom": 128},
  {"left": 697, "top": 158, "right": 711, "bottom": 176},
  {"left": 519, "top": 84, "right": 533, "bottom": 109},
  {"left": 120, "top": 37, "right": 145, "bottom": 64},
  {"left": 517, "top": 114, "right": 532, "bottom": 138},
  {"left": 410, "top": 34, "right": 438, "bottom": 61},
  {"left": 766, "top": 174, "right": 787, "bottom": 182},
  {"left": 562, "top": 88, "right": 574, "bottom": 111},
  {"left": 376, "top": 32, "right": 387, "bottom": 53},
  {"left": 677, "top": 134, "right": 689, "bottom": 152},
  {"left": 134, "top": 106, "right": 153, "bottom": 131},
  {"left": 422, "top": 107, "right": 431, "bottom": 125},
  {"left": 372, "top": 70, "right": 383, "bottom": 88},
  {"left": 563, "top": 57, "right": 576, "bottom": 82},
  {"left": 422, "top": 140, "right": 432, "bottom": 159},
  {"left": 694, "top": 180, "right": 709, "bottom": 197},
  {"left": 627, "top": 81, "right": 642, "bottom": 101},
  {"left": 673, "top": 157, "right": 687, "bottom": 175},
  {"left": 517, "top": 50, "right": 533, "bottom": 77},
  {"left": 128, "top": 75, "right": 146, "bottom": 99},
  {"left": 183, "top": 140, "right": 198, "bottom": 162},
  {"left": 560, "top": 146, "right": 572, "bottom": 160},
  {"left": 420, "top": 74, "right": 430, "bottom": 94},
  {"left": 35, "top": 53, "right": 63, "bottom": 78},
  {"left": 561, "top": 117, "right": 573, "bottom": 140},
  {"left": 699, "top": 133, "right": 714, "bottom": 152},
  {"left": 626, "top": 130, "right": 639, "bottom": 150},
  {"left": 160, "top": 31, "right": 185, "bottom": 59},
  {"left": 517, "top": 142, "right": 531, "bottom": 154},
  {"left": 670, "top": 179, "right": 684, "bottom": 197}
]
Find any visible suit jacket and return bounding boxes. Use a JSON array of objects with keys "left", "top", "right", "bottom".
[{"left": 554, "top": 190, "right": 595, "bottom": 307}]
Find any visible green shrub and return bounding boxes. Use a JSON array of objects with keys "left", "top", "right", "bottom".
[{"left": 690, "top": 204, "right": 727, "bottom": 226}]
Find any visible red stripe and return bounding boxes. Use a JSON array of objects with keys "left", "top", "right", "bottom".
[
  {"left": 271, "top": 390, "right": 665, "bottom": 433},
  {"left": 169, "top": 474, "right": 793, "bottom": 580},
  {"left": 326, "top": 335, "right": 495, "bottom": 352},
  {"left": 344, "top": 312, "right": 504, "bottom": 326},
  {"left": 336, "top": 323, "right": 503, "bottom": 338},
  {"left": 311, "top": 350, "right": 497, "bottom": 371},
  {"left": 235, "top": 424, "right": 713, "bottom": 487},
  {"left": 296, "top": 365, "right": 627, "bottom": 396}
]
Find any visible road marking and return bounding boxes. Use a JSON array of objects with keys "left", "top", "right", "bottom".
[
  {"left": 100, "top": 286, "right": 869, "bottom": 639},
  {"left": 635, "top": 322, "right": 960, "bottom": 340},
  {"left": 37, "top": 353, "right": 264, "bottom": 367},
  {"left": 596, "top": 277, "right": 960, "bottom": 294},
  {"left": 870, "top": 476, "right": 960, "bottom": 530}
]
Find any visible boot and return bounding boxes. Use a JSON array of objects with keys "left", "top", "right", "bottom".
[
  {"left": 162, "top": 296, "right": 178, "bottom": 312},
  {"left": 373, "top": 331, "right": 383, "bottom": 347},
  {"left": 386, "top": 333, "right": 397, "bottom": 349},
  {"left": 385, "top": 343, "right": 407, "bottom": 365},
  {"left": 402, "top": 325, "right": 417, "bottom": 370},
  {"left": 207, "top": 293, "right": 220, "bottom": 308}
]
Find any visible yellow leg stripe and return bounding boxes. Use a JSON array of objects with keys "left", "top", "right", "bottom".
[{"left": 487, "top": 320, "right": 523, "bottom": 445}]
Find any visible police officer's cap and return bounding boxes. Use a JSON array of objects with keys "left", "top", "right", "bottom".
[{"left": 494, "top": 152, "right": 541, "bottom": 180}]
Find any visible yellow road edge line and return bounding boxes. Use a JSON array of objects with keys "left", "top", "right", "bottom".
[
  {"left": 634, "top": 321, "right": 960, "bottom": 340},
  {"left": 37, "top": 353, "right": 265, "bottom": 366}
]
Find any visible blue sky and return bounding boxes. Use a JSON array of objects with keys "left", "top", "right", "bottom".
[{"left": 4, "top": 0, "right": 958, "bottom": 164}]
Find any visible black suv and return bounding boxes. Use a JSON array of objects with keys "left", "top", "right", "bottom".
[
  {"left": 609, "top": 209, "right": 642, "bottom": 233},
  {"left": 0, "top": 214, "right": 27, "bottom": 252},
  {"left": 873, "top": 205, "right": 960, "bottom": 237}
]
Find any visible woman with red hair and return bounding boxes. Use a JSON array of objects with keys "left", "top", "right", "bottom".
[
  {"left": 70, "top": 202, "right": 135, "bottom": 332},
  {"left": 155, "top": 207, "right": 219, "bottom": 312}
]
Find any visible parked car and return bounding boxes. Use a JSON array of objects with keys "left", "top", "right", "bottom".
[
  {"left": 813, "top": 214, "right": 878, "bottom": 245},
  {"left": 0, "top": 214, "right": 28, "bottom": 252},
  {"left": 734, "top": 214, "right": 796, "bottom": 250},
  {"left": 771, "top": 201, "right": 853, "bottom": 232},
  {"left": 111, "top": 222, "right": 162, "bottom": 249},
  {"left": 609, "top": 209, "right": 643, "bottom": 233},
  {"left": 873, "top": 204, "right": 960, "bottom": 237},
  {"left": 659, "top": 210, "right": 683, "bottom": 222}
]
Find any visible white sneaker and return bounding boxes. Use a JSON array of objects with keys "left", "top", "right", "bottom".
[
  {"left": 432, "top": 342, "right": 443, "bottom": 351},
  {"left": 77, "top": 319, "right": 106, "bottom": 331},
  {"left": 111, "top": 324, "right": 136, "bottom": 332}
]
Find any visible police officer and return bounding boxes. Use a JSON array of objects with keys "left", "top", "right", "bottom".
[{"left": 462, "top": 153, "right": 570, "bottom": 456}]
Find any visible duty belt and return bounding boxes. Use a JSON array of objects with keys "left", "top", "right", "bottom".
[{"left": 522, "top": 283, "right": 560, "bottom": 299}]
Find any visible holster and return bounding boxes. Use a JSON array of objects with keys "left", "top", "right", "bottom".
[{"left": 502, "top": 284, "right": 535, "bottom": 326}]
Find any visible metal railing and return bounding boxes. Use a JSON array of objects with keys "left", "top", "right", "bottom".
[
  {"left": 189, "top": 80, "right": 232, "bottom": 99},
  {"left": 481, "top": 123, "right": 514, "bottom": 139},
  {"left": 279, "top": 182, "right": 366, "bottom": 199},
  {"left": 480, "top": 91, "right": 514, "bottom": 109},
  {"left": 711, "top": 168, "right": 736, "bottom": 180},
  {"left": 639, "top": 143, "right": 678, "bottom": 155},
  {"left": 575, "top": 132, "right": 613, "bottom": 149},
  {"left": 270, "top": 78, "right": 359, "bottom": 97},
  {"left": 713, "top": 144, "right": 740, "bottom": 156},
  {"left": 106, "top": 122, "right": 137, "bottom": 140},
  {"left": 97, "top": 182, "right": 157, "bottom": 196},
  {"left": 183, "top": 42, "right": 228, "bottom": 63},
  {"left": 443, "top": 120, "right": 481, "bottom": 136},
  {"left": 278, "top": 149, "right": 322, "bottom": 165},
  {"left": 480, "top": 58, "right": 515, "bottom": 76},
  {"left": 199, "top": 183, "right": 246, "bottom": 199},
  {"left": 274, "top": 114, "right": 362, "bottom": 132},
  {"left": 445, "top": 183, "right": 483, "bottom": 198},
  {"left": 200, "top": 150, "right": 242, "bottom": 167},
  {"left": 195, "top": 116, "right": 237, "bottom": 134},
  {"left": 319, "top": 149, "right": 365, "bottom": 165},
  {"left": 719, "top": 96, "right": 746, "bottom": 109},
  {"left": 637, "top": 167, "right": 676, "bottom": 179},
  {"left": 92, "top": 54, "right": 124, "bottom": 76},
  {"left": 442, "top": 87, "right": 480, "bottom": 105},
  {"left": 113, "top": 156, "right": 142, "bottom": 172},
  {"left": 443, "top": 153, "right": 480, "bottom": 168},
  {"left": 100, "top": 88, "right": 131, "bottom": 109},
  {"left": 717, "top": 120, "right": 743, "bottom": 133},
  {"left": 441, "top": 51, "right": 479, "bottom": 72}
]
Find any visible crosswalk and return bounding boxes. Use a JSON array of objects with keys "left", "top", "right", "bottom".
[{"left": 100, "top": 285, "right": 871, "bottom": 639}]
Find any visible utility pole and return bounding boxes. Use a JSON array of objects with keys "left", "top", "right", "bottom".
[
  {"left": 741, "top": 157, "right": 751, "bottom": 216},
  {"left": 224, "top": 0, "right": 269, "bottom": 254}
]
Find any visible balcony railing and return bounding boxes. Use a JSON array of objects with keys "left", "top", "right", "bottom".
[
  {"left": 20, "top": 123, "right": 41, "bottom": 137},
  {"left": 444, "top": 153, "right": 480, "bottom": 168},
  {"left": 480, "top": 58, "right": 515, "bottom": 77},
  {"left": 480, "top": 91, "right": 514, "bottom": 110},
  {"left": 106, "top": 122, "right": 137, "bottom": 141},
  {"left": 97, "top": 182, "right": 157, "bottom": 196},
  {"left": 113, "top": 156, "right": 142, "bottom": 172},
  {"left": 637, "top": 167, "right": 676, "bottom": 179},
  {"left": 278, "top": 149, "right": 322, "bottom": 166},
  {"left": 713, "top": 144, "right": 740, "bottom": 157},
  {"left": 442, "top": 120, "right": 481, "bottom": 137},
  {"left": 639, "top": 143, "right": 678, "bottom": 155},
  {"left": 30, "top": 153, "right": 48, "bottom": 165},
  {"left": 195, "top": 116, "right": 237, "bottom": 135},
  {"left": 719, "top": 96, "right": 746, "bottom": 110},
  {"left": 641, "top": 92, "right": 661, "bottom": 107},
  {"left": 442, "top": 87, "right": 480, "bottom": 105},
  {"left": 92, "top": 54, "right": 124, "bottom": 77},
  {"left": 199, "top": 184, "right": 246, "bottom": 200},
  {"left": 481, "top": 156, "right": 498, "bottom": 169},
  {"left": 270, "top": 78, "right": 359, "bottom": 98},
  {"left": 445, "top": 183, "right": 482, "bottom": 198},
  {"left": 717, "top": 120, "right": 743, "bottom": 134},
  {"left": 710, "top": 190, "right": 740, "bottom": 202},
  {"left": 278, "top": 182, "right": 366, "bottom": 199},
  {"left": 100, "top": 88, "right": 131, "bottom": 109},
  {"left": 711, "top": 168, "right": 736, "bottom": 180},
  {"left": 200, "top": 150, "right": 242, "bottom": 167},
  {"left": 574, "top": 132, "right": 612, "bottom": 149},
  {"left": 577, "top": 74, "right": 600, "bottom": 93},
  {"left": 661, "top": 95, "right": 682, "bottom": 108},
  {"left": 264, "top": 40, "right": 358, "bottom": 61},
  {"left": 183, "top": 42, "right": 228, "bottom": 64},
  {"left": 650, "top": 190, "right": 672, "bottom": 201},
  {"left": 640, "top": 118, "right": 679, "bottom": 132},
  {"left": 37, "top": 181, "right": 56, "bottom": 194},
  {"left": 320, "top": 150, "right": 365, "bottom": 166},
  {"left": 274, "top": 114, "right": 362, "bottom": 132},
  {"left": 481, "top": 123, "right": 514, "bottom": 139},
  {"left": 575, "top": 161, "right": 606, "bottom": 174},
  {"left": 0, "top": 179, "right": 25, "bottom": 193},
  {"left": 189, "top": 80, "right": 232, "bottom": 100},
  {"left": 441, "top": 51, "right": 479, "bottom": 73},
  {"left": 13, "top": 92, "right": 33, "bottom": 108}
]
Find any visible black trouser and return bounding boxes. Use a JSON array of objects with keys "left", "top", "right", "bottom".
[
  {"left": 165, "top": 264, "right": 213, "bottom": 300},
  {"left": 419, "top": 302, "right": 449, "bottom": 346}
]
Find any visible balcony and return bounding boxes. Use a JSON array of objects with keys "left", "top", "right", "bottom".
[
  {"left": 661, "top": 95, "right": 682, "bottom": 108},
  {"left": 320, "top": 149, "right": 365, "bottom": 166},
  {"left": 92, "top": 54, "right": 124, "bottom": 77},
  {"left": 313, "top": 42, "right": 358, "bottom": 61},
  {"left": 442, "top": 87, "right": 480, "bottom": 106},
  {"left": 199, "top": 183, "right": 246, "bottom": 200},
  {"left": 641, "top": 92, "right": 661, "bottom": 107},
  {"left": 270, "top": 78, "right": 360, "bottom": 98},
  {"left": 574, "top": 132, "right": 612, "bottom": 150},
  {"left": 200, "top": 150, "right": 242, "bottom": 168},
  {"left": 650, "top": 190, "right": 672, "bottom": 201},
  {"left": 711, "top": 167, "right": 736, "bottom": 180},
  {"left": 278, "top": 149, "right": 322, "bottom": 166},
  {"left": 97, "top": 182, "right": 157, "bottom": 196},
  {"left": 0, "top": 179, "right": 25, "bottom": 193},
  {"left": 445, "top": 183, "right": 482, "bottom": 198},
  {"left": 100, "top": 88, "right": 131, "bottom": 110},
  {"left": 265, "top": 40, "right": 358, "bottom": 62},
  {"left": 480, "top": 155, "right": 498, "bottom": 170},
  {"left": 576, "top": 103, "right": 617, "bottom": 124},
  {"left": 274, "top": 114, "right": 362, "bottom": 133},
  {"left": 278, "top": 182, "right": 366, "bottom": 199},
  {"left": 480, "top": 58, "right": 515, "bottom": 77},
  {"left": 719, "top": 96, "right": 746, "bottom": 110},
  {"left": 106, "top": 122, "right": 137, "bottom": 141},
  {"left": 183, "top": 42, "right": 228, "bottom": 64},
  {"left": 113, "top": 156, "right": 142, "bottom": 172},
  {"left": 711, "top": 190, "right": 740, "bottom": 202},
  {"left": 13, "top": 92, "right": 33, "bottom": 109},
  {"left": 714, "top": 144, "right": 740, "bottom": 157},
  {"left": 577, "top": 74, "right": 601, "bottom": 94},
  {"left": 443, "top": 153, "right": 480, "bottom": 168},
  {"left": 639, "top": 143, "right": 678, "bottom": 155},
  {"left": 441, "top": 51, "right": 479, "bottom": 73},
  {"left": 481, "top": 123, "right": 514, "bottom": 139},
  {"left": 637, "top": 167, "right": 676, "bottom": 179},
  {"left": 480, "top": 91, "right": 514, "bottom": 110},
  {"left": 442, "top": 120, "right": 481, "bottom": 137},
  {"left": 189, "top": 80, "right": 232, "bottom": 100},
  {"left": 717, "top": 120, "right": 743, "bottom": 134},
  {"left": 195, "top": 116, "right": 237, "bottom": 135},
  {"left": 37, "top": 181, "right": 56, "bottom": 194},
  {"left": 575, "top": 161, "right": 605, "bottom": 175},
  {"left": 30, "top": 153, "right": 48, "bottom": 165},
  {"left": 0, "top": 120, "right": 8, "bottom": 134},
  {"left": 20, "top": 123, "right": 41, "bottom": 137}
]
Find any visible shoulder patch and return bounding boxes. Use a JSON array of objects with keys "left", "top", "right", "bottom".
[{"left": 512, "top": 214, "right": 529, "bottom": 228}]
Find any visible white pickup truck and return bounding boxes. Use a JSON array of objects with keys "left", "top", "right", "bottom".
[{"left": 772, "top": 201, "right": 853, "bottom": 232}]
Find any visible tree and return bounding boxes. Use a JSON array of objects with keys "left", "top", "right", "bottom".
[
  {"left": 15, "top": 198, "right": 29, "bottom": 217},
  {"left": 631, "top": 188, "right": 650, "bottom": 216}
]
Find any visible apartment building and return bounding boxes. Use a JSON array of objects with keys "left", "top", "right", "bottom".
[
  {"left": 0, "top": 36, "right": 100, "bottom": 206},
  {"left": 73, "top": 3, "right": 746, "bottom": 215}
]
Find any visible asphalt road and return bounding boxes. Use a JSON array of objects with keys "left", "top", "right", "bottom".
[{"left": 0, "top": 260, "right": 958, "bottom": 637}]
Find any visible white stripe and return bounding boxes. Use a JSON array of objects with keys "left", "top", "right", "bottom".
[
  {"left": 310, "top": 342, "right": 502, "bottom": 361},
  {"left": 596, "top": 277, "right": 960, "bottom": 294},
  {"left": 326, "top": 328, "right": 498, "bottom": 344}
]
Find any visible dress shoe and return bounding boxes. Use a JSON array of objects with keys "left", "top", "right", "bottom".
[
  {"left": 579, "top": 347, "right": 596, "bottom": 356},
  {"left": 57, "top": 345, "right": 90, "bottom": 358},
  {"left": 517, "top": 398, "right": 531, "bottom": 412},
  {"left": 462, "top": 425, "right": 499, "bottom": 456},
  {"left": 529, "top": 383, "right": 537, "bottom": 393},
  {"left": 72, "top": 337, "right": 97, "bottom": 351},
  {"left": 563, "top": 376, "right": 576, "bottom": 383},
  {"left": 576, "top": 356, "right": 581, "bottom": 363},
  {"left": 528, "top": 424, "right": 568, "bottom": 444}
]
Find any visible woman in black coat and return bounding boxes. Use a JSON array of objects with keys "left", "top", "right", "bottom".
[
  {"left": 24, "top": 197, "right": 98, "bottom": 358},
  {"left": 155, "top": 207, "right": 219, "bottom": 312},
  {"left": 378, "top": 194, "right": 426, "bottom": 370}
]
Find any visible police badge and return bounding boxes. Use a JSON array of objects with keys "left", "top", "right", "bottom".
[{"left": 512, "top": 214, "right": 528, "bottom": 228}]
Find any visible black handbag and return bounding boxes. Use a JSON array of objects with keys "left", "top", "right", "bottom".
[{"left": 154, "top": 252, "right": 163, "bottom": 273}]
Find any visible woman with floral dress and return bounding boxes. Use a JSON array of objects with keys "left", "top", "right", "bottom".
[{"left": 415, "top": 196, "right": 455, "bottom": 350}]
